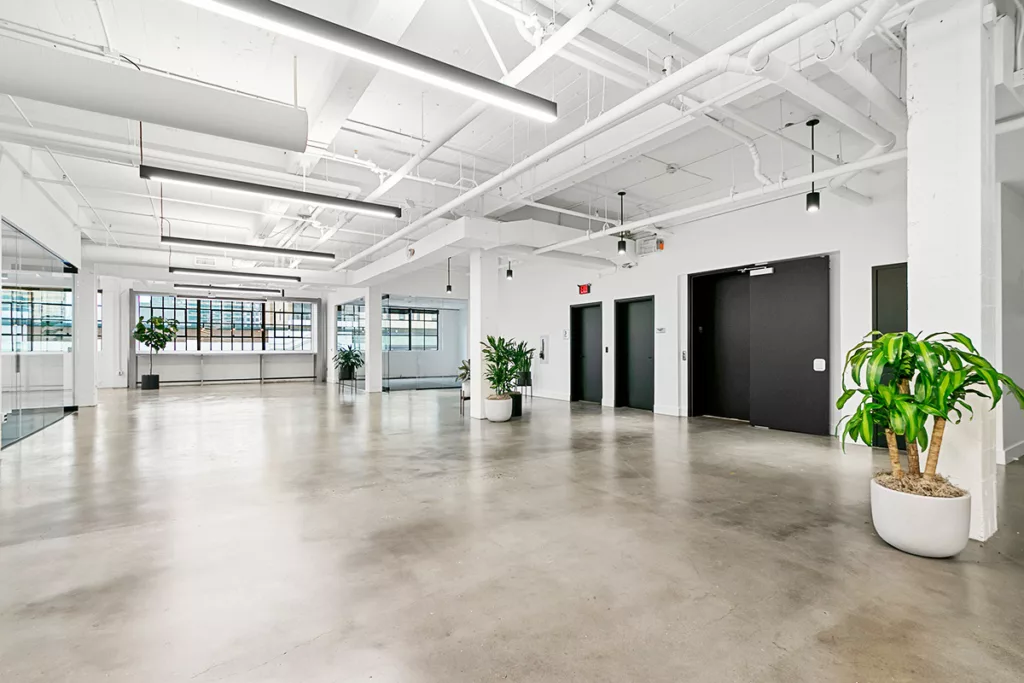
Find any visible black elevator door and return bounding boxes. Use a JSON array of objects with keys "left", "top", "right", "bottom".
[
  {"left": 571, "top": 304, "right": 603, "bottom": 403},
  {"left": 749, "top": 257, "right": 830, "bottom": 435},
  {"left": 623, "top": 299, "right": 655, "bottom": 411},
  {"left": 692, "top": 272, "right": 750, "bottom": 421}
]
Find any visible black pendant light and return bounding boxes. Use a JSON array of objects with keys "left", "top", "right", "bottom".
[
  {"left": 617, "top": 190, "right": 628, "bottom": 254},
  {"left": 445, "top": 256, "right": 452, "bottom": 293},
  {"left": 806, "top": 118, "right": 821, "bottom": 213},
  {"left": 506, "top": 258, "right": 514, "bottom": 280}
]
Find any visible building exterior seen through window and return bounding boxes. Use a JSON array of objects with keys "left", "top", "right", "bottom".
[
  {"left": 2, "top": 287, "right": 74, "bottom": 352},
  {"left": 96, "top": 289, "right": 102, "bottom": 351},
  {"left": 136, "top": 295, "right": 314, "bottom": 352},
  {"left": 336, "top": 303, "right": 439, "bottom": 352}
]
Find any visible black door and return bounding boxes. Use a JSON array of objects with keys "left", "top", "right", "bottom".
[
  {"left": 872, "top": 263, "right": 908, "bottom": 447},
  {"left": 690, "top": 272, "right": 750, "bottom": 420},
  {"left": 616, "top": 298, "right": 655, "bottom": 411},
  {"left": 571, "top": 304, "right": 602, "bottom": 403},
  {"left": 749, "top": 257, "right": 830, "bottom": 435}
]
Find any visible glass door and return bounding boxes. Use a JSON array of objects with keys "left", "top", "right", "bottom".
[{"left": 2, "top": 220, "right": 76, "bottom": 447}]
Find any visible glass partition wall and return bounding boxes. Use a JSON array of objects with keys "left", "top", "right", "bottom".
[{"left": 2, "top": 220, "right": 76, "bottom": 447}]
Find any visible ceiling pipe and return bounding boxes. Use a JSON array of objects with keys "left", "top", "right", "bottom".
[
  {"left": 0, "top": 121, "right": 363, "bottom": 198},
  {"left": 306, "top": 0, "right": 621, "bottom": 252},
  {"left": 533, "top": 148, "right": 907, "bottom": 254},
  {"left": 494, "top": 244, "right": 617, "bottom": 271},
  {"left": 334, "top": 0, "right": 882, "bottom": 271},
  {"left": 0, "top": 37, "right": 309, "bottom": 152}
]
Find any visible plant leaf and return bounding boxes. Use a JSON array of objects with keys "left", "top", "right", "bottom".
[{"left": 836, "top": 389, "right": 856, "bottom": 410}]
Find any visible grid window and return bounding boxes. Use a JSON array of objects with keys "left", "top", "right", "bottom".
[
  {"left": 265, "top": 301, "right": 313, "bottom": 352},
  {"left": 2, "top": 288, "right": 75, "bottom": 353},
  {"left": 135, "top": 295, "right": 313, "bottom": 352},
  {"left": 384, "top": 307, "right": 439, "bottom": 351},
  {"left": 336, "top": 303, "right": 365, "bottom": 351}
]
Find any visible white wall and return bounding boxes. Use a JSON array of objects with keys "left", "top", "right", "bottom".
[
  {"left": 1000, "top": 184, "right": 1024, "bottom": 464},
  {"left": 497, "top": 169, "right": 908, "bottom": 430},
  {"left": 97, "top": 275, "right": 131, "bottom": 388},
  {"left": 0, "top": 143, "right": 81, "bottom": 266}
]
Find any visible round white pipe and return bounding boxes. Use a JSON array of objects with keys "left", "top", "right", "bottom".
[
  {"left": 533, "top": 148, "right": 906, "bottom": 253},
  {"left": 748, "top": 0, "right": 868, "bottom": 70},
  {"left": 336, "top": 0, "right": 884, "bottom": 270},
  {"left": 560, "top": 47, "right": 646, "bottom": 90},
  {"left": 701, "top": 114, "right": 774, "bottom": 186}
]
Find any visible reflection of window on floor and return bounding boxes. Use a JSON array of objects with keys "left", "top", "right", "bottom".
[
  {"left": 2, "top": 287, "right": 74, "bottom": 352},
  {"left": 335, "top": 304, "right": 439, "bottom": 352},
  {"left": 96, "top": 289, "right": 102, "bottom": 351},
  {"left": 135, "top": 295, "right": 314, "bottom": 352}
]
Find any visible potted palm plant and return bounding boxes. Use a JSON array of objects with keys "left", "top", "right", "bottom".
[
  {"left": 481, "top": 335, "right": 515, "bottom": 422},
  {"left": 457, "top": 359, "right": 471, "bottom": 397},
  {"left": 333, "top": 345, "right": 364, "bottom": 381},
  {"left": 838, "top": 331, "right": 1024, "bottom": 557},
  {"left": 133, "top": 315, "right": 179, "bottom": 390},
  {"left": 509, "top": 340, "right": 535, "bottom": 417}
]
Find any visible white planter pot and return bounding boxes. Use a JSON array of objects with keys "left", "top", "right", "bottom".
[
  {"left": 484, "top": 396, "right": 513, "bottom": 422},
  {"left": 462, "top": 380, "right": 471, "bottom": 398},
  {"left": 870, "top": 478, "right": 971, "bottom": 558}
]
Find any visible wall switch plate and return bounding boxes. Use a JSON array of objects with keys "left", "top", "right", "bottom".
[{"left": 813, "top": 358, "right": 826, "bottom": 372}]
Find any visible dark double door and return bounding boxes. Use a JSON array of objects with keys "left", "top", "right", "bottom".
[
  {"left": 691, "top": 256, "right": 830, "bottom": 436},
  {"left": 571, "top": 304, "right": 603, "bottom": 403}
]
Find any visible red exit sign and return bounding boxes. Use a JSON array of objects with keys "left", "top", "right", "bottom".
[{"left": 578, "top": 283, "right": 592, "bottom": 295}]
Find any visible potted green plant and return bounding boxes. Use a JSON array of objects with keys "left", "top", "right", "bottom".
[
  {"left": 133, "top": 315, "right": 179, "bottom": 390},
  {"left": 481, "top": 335, "right": 515, "bottom": 422},
  {"left": 457, "top": 359, "right": 471, "bottom": 397},
  {"left": 838, "top": 331, "right": 1024, "bottom": 557},
  {"left": 333, "top": 345, "right": 364, "bottom": 381},
  {"left": 509, "top": 340, "right": 535, "bottom": 417}
]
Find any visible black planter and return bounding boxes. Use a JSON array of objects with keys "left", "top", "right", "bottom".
[
  {"left": 511, "top": 392, "right": 523, "bottom": 417},
  {"left": 141, "top": 374, "right": 160, "bottom": 390},
  {"left": 339, "top": 366, "right": 355, "bottom": 381},
  {"left": 518, "top": 371, "right": 532, "bottom": 388}
]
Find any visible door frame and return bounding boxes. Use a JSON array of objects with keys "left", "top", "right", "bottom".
[
  {"left": 569, "top": 302, "right": 602, "bottom": 402},
  {"left": 614, "top": 295, "right": 655, "bottom": 408}
]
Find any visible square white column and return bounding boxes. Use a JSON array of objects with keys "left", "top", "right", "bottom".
[
  {"left": 469, "top": 249, "right": 500, "bottom": 419},
  {"left": 906, "top": 0, "right": 997, "bottom": 539},
  {"left": 74, "top": 267, "right": 97, "bottom": 407},
  {"left": 363, "top": 286, "right": 383, "bottom": 393}
]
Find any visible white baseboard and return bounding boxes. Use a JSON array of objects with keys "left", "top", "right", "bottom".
[
  {"left": 532, "top": 390, "right": 571, "bottom": 402},
  {"left": 1001, "top": 439, "right": 1024, "bottom": 465},
  {"left": 654, "top": 404, "right": 682, "bottom": 417}
]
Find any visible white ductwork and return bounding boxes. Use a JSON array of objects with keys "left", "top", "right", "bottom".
[
  {"left": 0, "top": 38, "right": 309, "bottom": 152},
  {"left": 533, "top": 148, "right": 907, "bottom": 255}
]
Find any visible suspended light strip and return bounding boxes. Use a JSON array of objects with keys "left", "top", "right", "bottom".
[
  {"left": 168, "top": 266, "right": 301, "bottom": 282},
  {"left": 173, "top": 283, "right": 284, "bottom": 296},
  {"left": 161, "top": 235, "right": 335, "bottom": 263},
  {"left": 173, "top": 0, "right": 558, "bottom": 123},
  {"left": 140, "top": 165, "right": 401, "bottom": 219}
]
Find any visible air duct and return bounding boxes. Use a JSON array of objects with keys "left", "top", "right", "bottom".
[{"left": 0, "top": 38, "right": 309, "bottom": 152}]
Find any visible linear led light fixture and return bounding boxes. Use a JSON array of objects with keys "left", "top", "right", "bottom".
[
  {"left": 168, "top": 266, "right": 301, "bottom": 282},
  {"left": 161, "top": 235, "right": 335, "bottom": 263},
  {"left": 173, "top": 283, "right": 284, "bottom": 296},
  {"left": 174, "top": 0, "right": 558, "bottom": 122},
  {"left": 140, "top": 165, "right": 401, "bottom": 220}
]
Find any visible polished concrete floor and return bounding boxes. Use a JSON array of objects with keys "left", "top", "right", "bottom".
[{"left": 1, "top": 384, "right": 1023, "bottom": 682}]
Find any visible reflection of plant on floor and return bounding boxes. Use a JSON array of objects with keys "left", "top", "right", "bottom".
[
  {"left": 133, "top": 316, "right": 179, "bottom": 375},
  {"left": 481, "top": 336, "right": 515, "bottom": 398},
  {"left": 838, "top": 331, "right": 1024, "bottom": 497}
]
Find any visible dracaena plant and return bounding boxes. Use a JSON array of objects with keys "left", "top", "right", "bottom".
[
  {"left": 838, "top": 331, "right": 1024, "bottom": 484},
  {"left": 481, "top": 335, "right": 516, "bottom": 398}
]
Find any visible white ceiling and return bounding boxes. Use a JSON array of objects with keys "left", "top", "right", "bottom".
[{"left": 0, "top": 0, "right": 918, "bottom": 285}]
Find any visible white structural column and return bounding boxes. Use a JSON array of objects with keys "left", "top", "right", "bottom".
[
  {"left": 73, "top": 268, "right": 97, "bottom": 407},
  {"left": 363, "top": 286, "right": 383, "bottom": 393},
  {"left": 906, "top": 0, "right": 998, "bottom": 540},
  {"left": 469, "top": 249, "right": 500, "bottom": 419}
]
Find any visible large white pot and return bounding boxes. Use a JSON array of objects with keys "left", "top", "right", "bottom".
[
  {"left": 870, "top": 479, "right": 971, "bottom": 558},
  {"left": 484, "top": 396, "right": 513, "bottom": 422}
]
